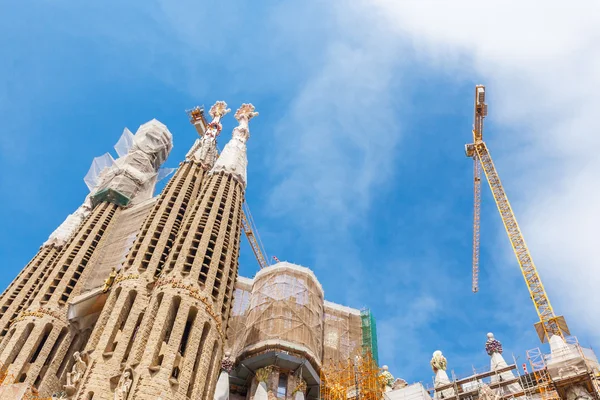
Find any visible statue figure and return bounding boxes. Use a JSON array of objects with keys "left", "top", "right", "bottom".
[
  {"left": 430, "top": 350, "right": 447, "bottom": 372},
  {"left": 51, "top": 391, "right": 68, "bottom": 400},
  {"left": 64, "top": 352, "right": 87, "bottom": 395},
  {"left": 379, "top": 365, "right": 395, "bottom": 391},
  {"left": 103, "top": 267, "right": 118, "bottom": 293},
  {"left": 114, "top": 368, "right": 133, "bottom": 400}
]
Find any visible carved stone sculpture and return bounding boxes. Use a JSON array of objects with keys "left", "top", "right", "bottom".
[
  {"left": 64, "top": 352, "right": 87, "bottom": 395},
  {"left": 221, "top": 351, "right": 234, "bottom": 373},
  {"left": 103, "top": 267, "right": 117, "bottom": 293},
  {"left": 485, "top": 332, "right": 503, "bottom": 355},
  {"left": 379, "top": 365, "right": 394, "bottom": 390},
  {"left": 430, "top": 350, "right": 447, "bottom": 372},
  {"left": 114, "top": 369, "right": 133, "bottom": 400},
  {"left": 566, "top": 384, "right": 594, "bottom": 400},
  {"left": 255, "top": 366, "right": 273, "bottom": 383}
]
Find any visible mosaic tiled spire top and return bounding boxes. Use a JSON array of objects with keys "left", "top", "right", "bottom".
[{"left": 485, "top": 332, "right": 503, "bottom": 355}]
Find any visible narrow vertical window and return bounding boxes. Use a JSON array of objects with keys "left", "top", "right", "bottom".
[
  {"left": 187, "top": 322, "right": 210, "bottom": 398},
  {"left": 277, "top": 373, "right": 288, "bottom": 399}
]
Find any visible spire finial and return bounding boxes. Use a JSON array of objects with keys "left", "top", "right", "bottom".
[
  {"left": 485, "top": 332, "right": 503, "bottom": 355},
  {"left": 205, "top": 101, "right": 231, "bottom": 139},
  {"left": 232, "top": 103, "right": 258, "bottom": 142},
  {"left": 430, "top": 350, "right": 447, "bottom": 372}
]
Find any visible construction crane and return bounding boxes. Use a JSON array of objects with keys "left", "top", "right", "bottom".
[
  {"left": 465, "top": 85, "right": 569, "bottom": 343},
  {"left": 187, "top": 106, "right": 271, "bottom": 270}
]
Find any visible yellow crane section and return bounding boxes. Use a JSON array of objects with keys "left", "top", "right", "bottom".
[
  {"left": 186, "top": 106, "right": 271, "bottom": 270},
  {"left": 241, "top": 202, "right": 270, "bottom": 270},
  {"left": 465, "top": 85, "right": 569, "bottom": 342}
]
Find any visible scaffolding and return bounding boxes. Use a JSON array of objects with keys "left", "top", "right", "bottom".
[
  {"left": 320, "top": 351, "right": 383, "bottom": 400},
  {"left": 431, "top": 338, "right": 600, "bottom": 400},
  {"left": 323, "top": 303, "right": 363, "bottom": 364},
  {"left": 229, "top": 265, "right": 325, "bottom": 364},
  {"left": 526, "top": 347, "right": 560, "bottom": 400},
  {"left": 361, "top": 309, "right": 379, "bottom": 366}
]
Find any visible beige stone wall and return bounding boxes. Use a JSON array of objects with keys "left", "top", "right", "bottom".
[
  {"left": 0, "top": 201, "right": 121, "bottom": 394},
  {"left": 0, "top": 244, "right": 62, "bottom": 345},
  {"left": 74, "top": 162, "right": 210, "bottom": 399},
  {"left": 131, "top": 171, "right": 244, "bottom": 399}
]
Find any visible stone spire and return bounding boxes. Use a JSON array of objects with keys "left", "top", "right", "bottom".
[
  {"left": 187, "top": 101, "right": 231, "bottom": 168},
  {"left": 210, "top": 103, "right": 258, "bottom": 187},
  {"left": 485, "top": 333, "right": 522, "bottom": 394},
  {"left": 431, "top": 350, "right": 454, "bottom": 399}
]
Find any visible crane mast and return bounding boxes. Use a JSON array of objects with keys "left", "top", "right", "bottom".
[
  {"left": 186, "top": 106, "right": 271, "bottom": 270},
  {"left": 465, "top": 86, "right": 569, "bottom": 342}
]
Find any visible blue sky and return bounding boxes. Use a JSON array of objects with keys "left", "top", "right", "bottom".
[{"left": 2, "top": 0, "right": 599, "bottom": 387}]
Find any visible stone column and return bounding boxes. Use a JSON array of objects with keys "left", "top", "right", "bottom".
[
  {"left": 485, "top": 333, "right": 522, "bottom": 395},
  {"left": 254, "top": 367, "right": 272, "bottom": 400},
  {"left": 431, "top": 350, "right": 454, "bottom": 399},
  {"left": 214, "top": 352, "right": 234, "bottom": 400}
]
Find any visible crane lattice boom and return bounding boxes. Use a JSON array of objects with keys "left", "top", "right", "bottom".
[
  {"left": 465, "top": 85, "right": 569, "bottom": 342},
  {"left": 241, "top": 203, "right": 269, "bottom": 270}
]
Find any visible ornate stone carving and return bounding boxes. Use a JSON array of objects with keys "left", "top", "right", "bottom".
[
  {"left": 255, "top": 366, "right": 273, "bottom": 383},
  {"left": 51, "top": 391, "right": 68, "bottom": 400},
  {"left": 379, "top": 365, "right": 394, "bottom": 388},
  {"left": 292, "top": 378, "right": 307, "bottom": 395},
  {"left": 192, "top": 101, "right": 230, "bottom": 167},
  {"left": 392, "top": 378, "right": 408, "bottom": 390},
  {"left": 485, "top": 332, "right": 503, "bottom": 355},
  {"left": 232, "top": 103, "right": 258, "bottom": 142},
  {"left": 479, "top": 383, "right": 501, "bottom": 400},
  {"left": 114, "top": 368, "right": 133, "bottom": 400},
  {"left": 221, "top": 351, "right": 234, "bottom": 373},
  {"left": 566, "top": 384, "right": 594, "bottom": 400},
  {"left": 430, "top": 350, "right": 447, "bottom": 372},
  {"left": 64, "top": 352, "right": 87, "bottom": 395}
]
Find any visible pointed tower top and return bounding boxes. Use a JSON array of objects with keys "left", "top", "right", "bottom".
[
  {"left": 232, "top": 103, "right": 258, "bottom": 142},
  {"left": 430, "top": 350, "right": 447, "bottom": 372},
  {"left": 209, "top": 103, "right": 258, "bottom": 187},
  {"left": 186, "top": 101, "right": 230, "bottom": 166},
  {"left": 206, "top": 101, "right": 231, "bottom": 139},
  {"left": 485, "top": 332, "right": 503, "bottom": 355}
]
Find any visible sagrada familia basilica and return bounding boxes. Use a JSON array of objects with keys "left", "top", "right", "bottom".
[{"left": 0, "top": 102, "right": 598, "bottom": 400}]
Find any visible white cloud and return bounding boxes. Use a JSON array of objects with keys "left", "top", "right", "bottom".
[{"left": 365, "top": 0, "right": 600, "bottom": 343}]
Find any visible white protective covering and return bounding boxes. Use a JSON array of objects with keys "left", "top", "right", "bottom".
[
  {"left": 44, "top": 119, "right": 173, "bottom": 247},
  {"left": 114, "top": 128, "right": 135, "bottom": 158},
  {"left": 210, "top": 104, "right": 257, "bottom": 187},
  {"left": 546, "top": 336, "right": 589, "bottom": 381},
  {"left": 44, "top": 197, "right": 93, "bottom": 246},
  {"left": 94, "top": 119, "right": 172, "bottom": 202},
  {"left": 84, "top": 153, "right": 115, "bottom": 191}
]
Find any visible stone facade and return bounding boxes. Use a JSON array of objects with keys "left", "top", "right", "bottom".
[{"left": 0, "top": 105, "right": 257, "bottom": 400}]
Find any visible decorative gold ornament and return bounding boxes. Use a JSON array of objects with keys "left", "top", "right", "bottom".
[{"left": 256, "top": 366, "right": 273, "bottom": 383}]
